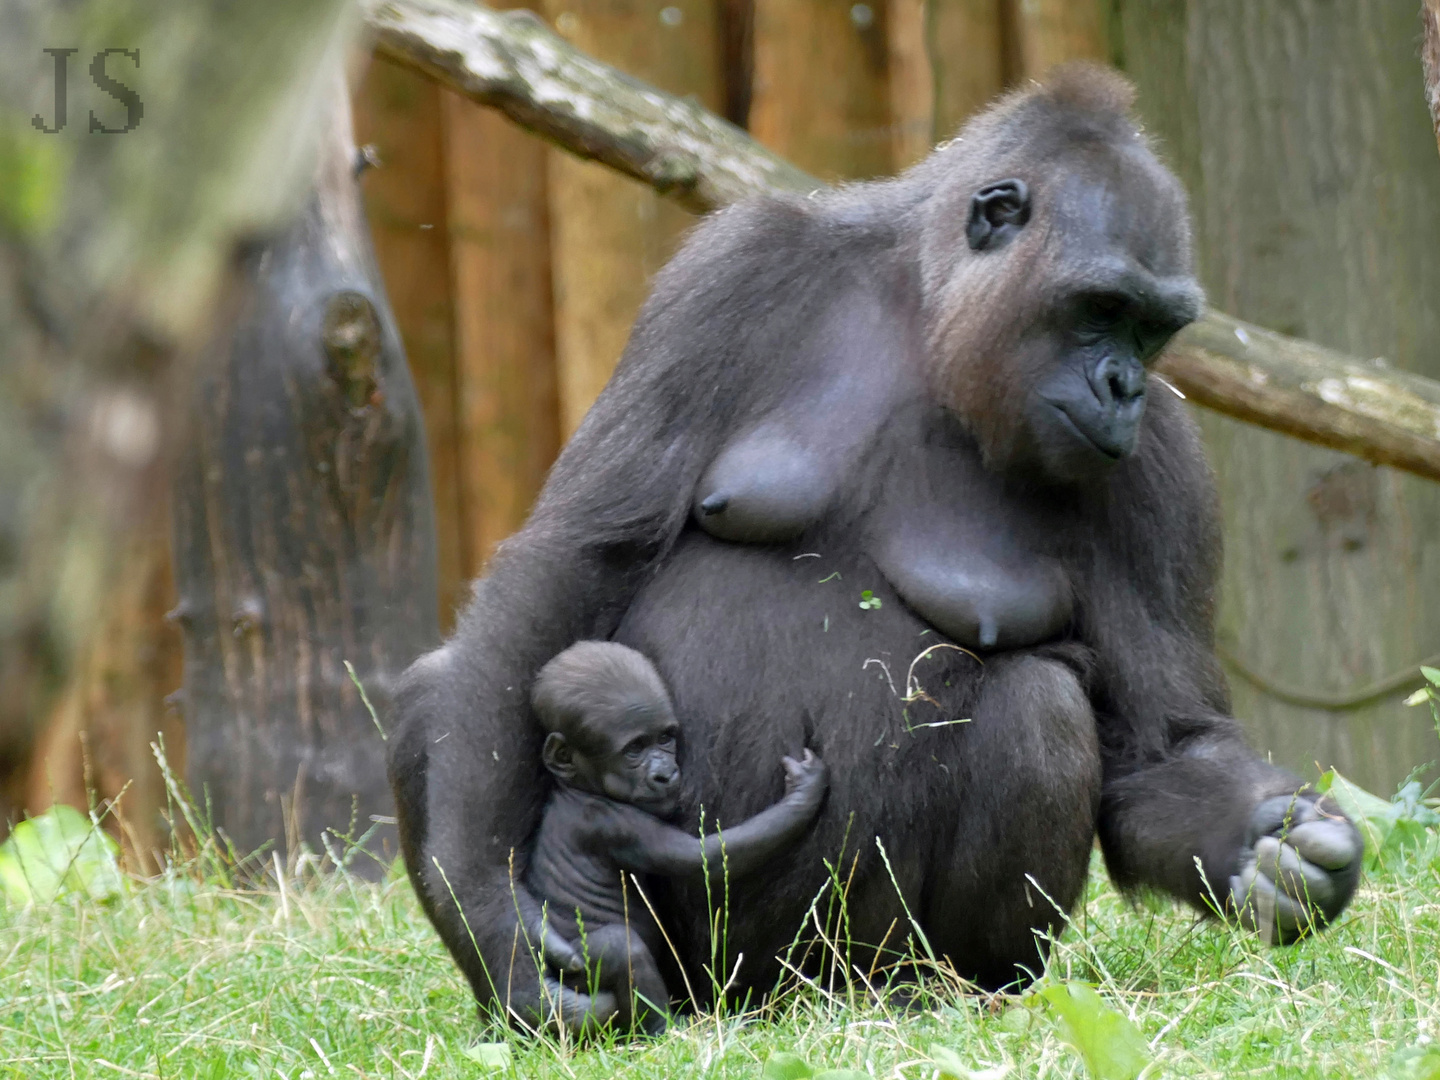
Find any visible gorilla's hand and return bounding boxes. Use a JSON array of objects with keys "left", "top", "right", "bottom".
[
  {"left": 1228, "top": 793, "right": 1362, "bottom": 945},
  {"left": 531, "top": 977, "right": 618, "bottom": 1038},
  {"left": 781, "top": 748, "right": 830, "bottom": 810}
]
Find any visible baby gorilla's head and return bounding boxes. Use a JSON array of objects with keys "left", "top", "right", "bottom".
[{"left": 531, "top": 641, "right": 681, "bottom": 817}]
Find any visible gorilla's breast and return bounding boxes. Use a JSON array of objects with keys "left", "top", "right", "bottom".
[{"left": 868, "top": 525, "right": 1072, "bottom": 651}]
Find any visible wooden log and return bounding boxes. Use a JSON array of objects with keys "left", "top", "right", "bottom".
[
  {"left": 366, "top": 0, "right": 1440, "bottom": 485},
  {"left": 367, "top": 0, "right": 816, "bottom": 213},
  {"left": 172, "top": 80, "right": 438, "bottom": 873},
  {"left": 541, "top": 0, "right": 723, "bottom": 436},
  {"left": 443, "top": 87, "right": 562, "bottom": 568},
  {"left": 750, "top": 0, "right": 892, "bottom": 179},
  {"left": 353, "top": 58, "right": 468, "bottom": 629}
]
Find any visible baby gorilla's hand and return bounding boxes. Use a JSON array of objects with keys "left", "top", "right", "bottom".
[
  {"left": 781, "top": 748, "right": 829, "bottom": 808},
  {"left": 1228, "top": 793, "right": 1362, "bottom": 945}
]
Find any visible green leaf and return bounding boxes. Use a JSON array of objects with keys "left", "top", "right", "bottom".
[
  {"left": 1420, "top": 666, "right": 1440, "bottom": 687},
  {"left": 763, "top": 1052, "right": 814, "bottom": 1080},
  {"left": 0, "top": 804, "right": 123, "bottom": 905},
  {"left": 1319, "top": 771, "right": 1440, "bottom": 870},
  {"left": 812, "top": 1072, "right": 870, "bottom": 1080},
  {"left": 1034, "top": 983, "right": 1153, "bottom": 1080},
  {"left": 462, "top": 1042, "right": 512, "bottom": 1072},
  {"left": 932, "top": 1045, "right": 1012, "bottom": 1080},
  {"left": 1389, "top": 1043, "right": 1440, "bottom": 1080},
  {"left": 1318, "top": 770, "right": 1396, "bottom": 867}
]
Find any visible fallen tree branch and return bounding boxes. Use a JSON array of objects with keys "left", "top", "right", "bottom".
[{"left": 366, "top": 0, "right": 1440, "bottom": 483}]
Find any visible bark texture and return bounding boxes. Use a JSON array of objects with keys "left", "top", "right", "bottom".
[
  {"left": 1120, "top": 0, "right": 1440, "bottom": 791},
  {"left": 0, "top": 0, "right": 355, "bottom": 828},
  {"left": 172, "top": 87, "right": 438, "bottom": 870}
]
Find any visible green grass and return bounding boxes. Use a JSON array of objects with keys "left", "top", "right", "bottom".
[{"left": 2, "top": 838, "right": 1438, "bottom": 1080}]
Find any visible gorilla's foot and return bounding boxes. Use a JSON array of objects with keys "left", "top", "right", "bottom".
[{"left": 1228, "top": 793, "right": 1363, "bottom": 945}]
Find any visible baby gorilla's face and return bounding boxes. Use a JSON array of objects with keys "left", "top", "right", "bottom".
[{"left": 583, "top": 702, "right": 682, "bottom": 817}]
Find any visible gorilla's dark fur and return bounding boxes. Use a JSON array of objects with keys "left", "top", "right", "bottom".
[{"left": 388, "top": 65, "right": 1361, "bottom": 1028}]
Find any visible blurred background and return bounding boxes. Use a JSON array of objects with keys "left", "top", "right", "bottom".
[{"left": 5, "top": 0, "right": 1440, "bottom": 871}]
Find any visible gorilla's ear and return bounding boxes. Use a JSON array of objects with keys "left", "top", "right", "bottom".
[
  {"left": 542, "top": 732, "right": 577, "bottom": 780},
  {"left": 966, "top": 179, "right": 1031, "bottom": 252}
]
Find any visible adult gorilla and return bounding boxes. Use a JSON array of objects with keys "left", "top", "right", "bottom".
[{"left": 389, "top": 65, "right": 1362, "bottom": 1027}]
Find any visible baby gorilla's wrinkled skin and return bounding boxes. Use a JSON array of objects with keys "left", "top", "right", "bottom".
[{"left": 526, "top": 642, "right": 828, "bottom": 1034}]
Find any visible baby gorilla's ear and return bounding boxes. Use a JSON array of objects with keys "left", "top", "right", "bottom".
[{"left": 541, "top": 732, "right": 578, "bottom": 781}]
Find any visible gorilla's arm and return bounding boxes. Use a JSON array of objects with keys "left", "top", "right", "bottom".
[
  {"left": 387, "top": 197, "right": 878, "bottom": 1026},
  {"left": 1089, "top": 395, "right": 1362, "bottom": 942},
  {"left": 605, "top": 751, "right": 829, "bottom": 882}
]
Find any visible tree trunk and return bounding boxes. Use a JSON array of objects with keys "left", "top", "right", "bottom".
[
  {"left": 172, "top": 84, "right": 438, "bottom": 872},
  {"left": 23, "top": 502, "right": 184, "bottom": 872},
  {"left": 0, "top": 0, "right": 355, "bottom": 829},
  {"left": 1119, "top": 0, "right": 1440, "bottom": 792},
  {"left": 751, "top": 0, "right": 893, "bottom": 179},
  {"left": 541, "top": 0, "right": 724, "bottom": 436}
]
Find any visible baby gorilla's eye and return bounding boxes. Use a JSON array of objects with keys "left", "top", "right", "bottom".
[
  {"left": 623, "top": 737, "right": 647, "bottom": 757},
  {"left": 659, "top": 728, "right": 679, "bottom": 747}
]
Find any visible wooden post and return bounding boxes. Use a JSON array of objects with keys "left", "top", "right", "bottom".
[
  {"left": 352, "top": 58, "right": 467, "bottom": 629},
  {"left": 542, "top": 0, "right": 724, "bottom": 437},
  {"left": 751, "top": 0, "right": 893, "bottom": 179},
  {"left": 1119, "top": 0, "right": 1440, "bottom": 792},
  {"left": 1003, "top": 0, "right": 1109, "bottom": 82},
  {"left": 172, "top": 81, "right": 438, "bottom": 872},
  {"left": 444, "top": 89, "right": 562, "bottom": 571},
  {"left": 889, "top": 0, "right": 1006, "bottom": 169}
]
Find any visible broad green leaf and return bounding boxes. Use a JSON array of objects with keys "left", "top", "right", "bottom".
[
  {"left": 462, "top": 1042, "right": 512, "bottom": 1072},
  {"left": 1034, "top": 983, "right": 1153, "bottom": 1080},
  {"left": 763, "top": 1052, "right": 813, "bottom": 1080},
  {"left": 1389, "top": 1043, "right": 1440, "bottom": 1080},
  {"left": 1420, "top": 666, "right": 1440, "bottom": 687},
  {"left": 1319, "top": 771, "right": 1440, "bottom": 870},
  {"left": 932, "top": 1045, "right": 1012, "bottom": 1080},
  {"left": 0, "top": 804, "right": 123, "bottom": 905}
]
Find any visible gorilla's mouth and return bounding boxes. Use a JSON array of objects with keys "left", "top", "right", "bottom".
[{"left": 1051, "top": 404, "right": 1128, "bottom": 461}]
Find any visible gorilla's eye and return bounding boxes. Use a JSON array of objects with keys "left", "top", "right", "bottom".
[
  {"left": 1079, "top": 292, "right": 1130, "bottom": 330},
  {"left": 623, "top": 737, "right": 647, "bottom": 758}
]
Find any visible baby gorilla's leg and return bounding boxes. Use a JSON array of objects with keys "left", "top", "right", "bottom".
[{"left": 581, "top": 923, "right": 673, "bottom": 1035}]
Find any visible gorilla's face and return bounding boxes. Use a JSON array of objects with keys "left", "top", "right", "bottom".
[
  {"left": 1023, "top": 271, "right": 1200, "bottom": 480},
  {"left": 938, "top": 143, "right": 1204, "bottom": 483}
]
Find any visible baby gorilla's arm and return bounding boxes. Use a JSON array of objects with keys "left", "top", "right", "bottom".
[{"left": 606, "top": 751, "right": 829, "bottom": 882}]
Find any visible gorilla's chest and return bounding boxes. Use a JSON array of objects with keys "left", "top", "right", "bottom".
[{"left": 690, "top": 407, "right": 1075, "bottom": 652}]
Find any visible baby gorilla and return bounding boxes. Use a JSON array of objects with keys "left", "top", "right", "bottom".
[{"left": 527, "top": 641, "right": 828, "bottom": 1033}]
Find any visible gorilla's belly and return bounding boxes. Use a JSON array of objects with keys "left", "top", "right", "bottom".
[{"left": 611, "top": 529, "right": 1092, "bottom": 990}]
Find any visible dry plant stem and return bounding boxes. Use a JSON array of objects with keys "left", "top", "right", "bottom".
[{"left": 369, "top": 0, "right": 1440, "bottom": 484}]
